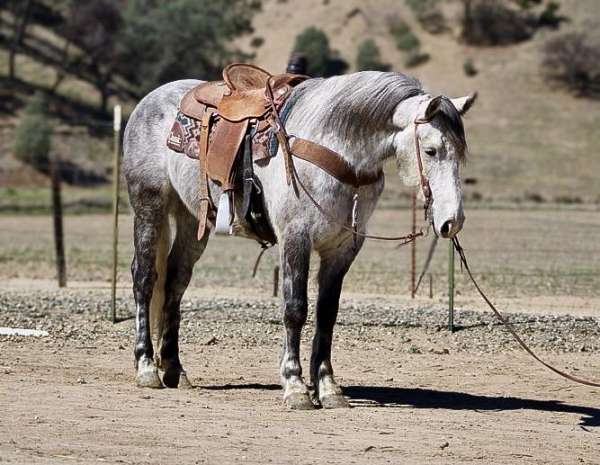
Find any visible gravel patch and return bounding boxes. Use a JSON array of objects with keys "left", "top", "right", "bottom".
[{"left": 1, "top": 289, "right": 599, "bottom": 354}]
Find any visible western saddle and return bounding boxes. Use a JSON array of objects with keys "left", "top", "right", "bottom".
[{"left": 166, "top": 63, "right": 382, "bottom": 246}]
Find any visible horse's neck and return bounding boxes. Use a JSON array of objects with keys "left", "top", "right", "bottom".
[{"left": 285, "top": 80, "right": 393, "bottom": 178}]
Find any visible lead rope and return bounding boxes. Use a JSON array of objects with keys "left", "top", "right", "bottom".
[
  {"left": 290, "top": 161, "right": 422, "bottom": 244},
  {"left": 453, "top": 236, "right": 600, "bottom": 388}
]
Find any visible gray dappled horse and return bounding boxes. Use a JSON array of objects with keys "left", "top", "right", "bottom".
[{"left": 123, "top": 71, "right": 476, "bottom": 409}]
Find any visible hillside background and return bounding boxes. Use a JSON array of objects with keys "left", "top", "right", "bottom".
[{"left": 1, "top": 0, "right": 599, "bottom": 209}]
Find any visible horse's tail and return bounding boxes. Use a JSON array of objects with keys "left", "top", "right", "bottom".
[{"left": 149, "top": 217, "right": 170, "bottom": 342}]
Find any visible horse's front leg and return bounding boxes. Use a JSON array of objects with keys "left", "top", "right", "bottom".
[
  {"left": 279, "top": 236, "right": 313, "bottom": 410},
  {"left": 311, "top": 239, "right": 362, "bottom": 408}
]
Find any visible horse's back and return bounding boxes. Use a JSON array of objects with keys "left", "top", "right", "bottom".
[{"left": 123, "top": 79, "right": 202, "bottom": 191}]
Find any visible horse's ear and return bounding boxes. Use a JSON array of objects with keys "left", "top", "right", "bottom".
[
  {"left": 451, "top": 92, "right": 478, "bottom": 116},
  {"left": 424, "top": 95, "right": 444, "bottom": 121}
]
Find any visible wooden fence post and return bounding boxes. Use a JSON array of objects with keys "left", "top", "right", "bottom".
[
  {"left": 110, "top": 104, "right": 122, "bottom": 323},
  {"left": 50, "top": 152, "right": 66, "bottom": 287},
  {"left": 273, "top": 265, "right": 280, "bottom": 298}
]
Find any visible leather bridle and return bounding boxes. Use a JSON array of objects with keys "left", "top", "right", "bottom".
[{"left": 413, "top": 117, "right": 433, "bottom": 222}]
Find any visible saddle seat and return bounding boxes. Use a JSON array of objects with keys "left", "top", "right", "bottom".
[
  {"left": 178, "top": 64, "right": 306, "bottom": 192},
  {"left": 181, "top": 64, "right": 303, "bottom": 122}
]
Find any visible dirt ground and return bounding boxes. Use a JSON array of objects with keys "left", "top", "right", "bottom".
[
  {"left": 1, "top": 210, "right": 600, "bottom": 464},
  {"left": 1, "top": 281, "right": 600, "bottom": 465}
]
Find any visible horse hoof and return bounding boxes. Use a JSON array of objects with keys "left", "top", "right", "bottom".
[
  {"left": 178, "top": 372, "right": 193, "bottom": 389},
  {"left": 284, "top": 392, "right": 315, "bottom": 410},
  {"left": 320, "top": 394, "right": 350, "bottom": 409},
  {"left": 163, "top": 368, "right": 193, "bottom": 389},
  {"left": 136, "top": 370, "right": 163, "bottom": 389}
]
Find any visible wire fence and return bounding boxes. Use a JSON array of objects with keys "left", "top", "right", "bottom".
[
  {"left": 1, "top": 122, "right": 600, "bottom": 304},
  {"left": 1, "top": 202, "right": 599, "bottom": 300}
]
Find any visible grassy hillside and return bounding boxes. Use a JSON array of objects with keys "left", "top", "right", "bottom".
[
  {"left": 1, "top": 0, "right": 599, "bottom": 207},
  {"left": 241, "top": 0, "right": 600, "bottom": 204}
]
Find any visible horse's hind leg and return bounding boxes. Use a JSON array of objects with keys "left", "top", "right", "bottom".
[
  {"left": 157, "top": 204, "right": 209, "bottom": 388},
  {"left": 132, "top": 205, "right": 167, "bottom": 388},
  {"left": 311, "top": 239, "right": 363, "bottom": 408},
  {"left": 279, "top": 235, "right": 314, "bottom": 410}
]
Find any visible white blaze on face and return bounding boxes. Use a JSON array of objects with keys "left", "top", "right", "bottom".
[{"left": 428, "top": 152, "right": 465, "bottom": 238}]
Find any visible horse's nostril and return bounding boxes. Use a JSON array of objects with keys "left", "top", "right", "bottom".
[{"left": 440, "top": 220, "right": 453, "bottom": 237}]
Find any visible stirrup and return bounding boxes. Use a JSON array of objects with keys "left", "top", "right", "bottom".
[{"left": 215, "top": 193, "right": 233, "bottom": 235}]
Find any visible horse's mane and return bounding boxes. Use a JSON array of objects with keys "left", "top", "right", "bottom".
[{"left": 290, "top": 72, "right": 467, "bottom": 161}]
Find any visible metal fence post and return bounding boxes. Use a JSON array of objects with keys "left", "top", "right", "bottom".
[
  {"left": 110, "top": 104, "right": 122, "bottom": 323},
  {"left": 411, "top": 192, "right": 416, "bottom": 298}
]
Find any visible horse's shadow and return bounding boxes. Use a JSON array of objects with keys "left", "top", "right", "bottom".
[
  {"left": 343, "top": 385, "right": 600, "bottom": 429},
  {"left": 198, "top": 383, "right": 599, "bottom": 428}
]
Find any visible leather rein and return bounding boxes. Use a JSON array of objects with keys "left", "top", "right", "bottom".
[
  {"left": 453, "top": 237, "right": 600, "bottom": 388},
  {"left": 268, "top": 82, "right": 600, "bottom": 388}
]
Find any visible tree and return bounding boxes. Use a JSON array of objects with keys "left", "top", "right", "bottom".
[
  {"left": 542, "top": 32, "right": 600, "bottom": 98},
  {"left": 460, "top": 0, "right": 532, "bottom": 45},
  {"left": 356, "top": 39, "right": 390, "bottom": 72},
  {"left": 63, "top": 0, "right": 123, "bottom": 113},
  {"left": 4, "top": 0, "right": 34, "bottom": 80},
  {"left": 119, "top": 0, "right": 259, "bottom": 93},
  {"left": 13, "top": 92, "right": 53, "bottom": 171},
  {"left": 292, "top": 27, "right": 348, "bottom": 77}
]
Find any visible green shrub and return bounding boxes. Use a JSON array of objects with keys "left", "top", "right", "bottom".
[
  {"left": 405, "top": 0, "right": 435, "bottom": 16},
  {"left": 13, "top": 92, "right": 53, "bottom": 172},
  {"left": 250, "top": 36, "right": 264, "bottom": 48},
  {"left": 513, "top": 0, "right": 543, "bottom": 9},
  {"left": 356, "top": 39, "right": 391, "bottom": 72},
  {"left": 405, "top": 0, "right": 446, "bottom": 34},
  {"left": 538, "top": 1, "right": 564, "bottom": 28},
  {"left": 388, "top": 16, "right": 420, "bottom": 51},
  {"left": 293, "top": 27, "right": 348, "bottom": 77},
  {"left": 463, "top": 58, "right": 478, "bottom": 76},
  {"left": 405, "top": 51, "right": 430, "bottom": 68}
]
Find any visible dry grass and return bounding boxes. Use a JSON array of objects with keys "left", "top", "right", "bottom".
[{"left": 1, "top": 208, "right": 599, "bottom": 298}]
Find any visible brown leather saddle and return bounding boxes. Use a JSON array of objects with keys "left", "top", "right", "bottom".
[
  {"left": 167, "top": 63, "right": 383, "bottom": 245},
  {"left": 180, "top": 64, "right": 305, "bottom": 189},
  {"left": 167, "top": 64, "right": 307, "bottom": 243}
]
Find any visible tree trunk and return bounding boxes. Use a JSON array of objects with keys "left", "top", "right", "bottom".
[
  {"left": 100, "top": 85, "right": 109, "bottom": 114},
  {"left": 461, "top": 0, "right": 473, "bottom": 43},
  {"left": 49, "top": 152, "right": 67, "bottom": 288},
  {"left": 8, "top": 0, "right": 33, "bottom": 80},
  {"left": 50, "top": 40, "right": 71, "bottom": 94}
]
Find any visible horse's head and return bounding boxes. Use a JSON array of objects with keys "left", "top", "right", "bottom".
[{"left": 393, "top": 93, "right": 477, "bottom": 238}]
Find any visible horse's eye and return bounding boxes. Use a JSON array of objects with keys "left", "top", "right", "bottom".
[{"left": 425, "top": 148, "right": 437, "bottom": 157}]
